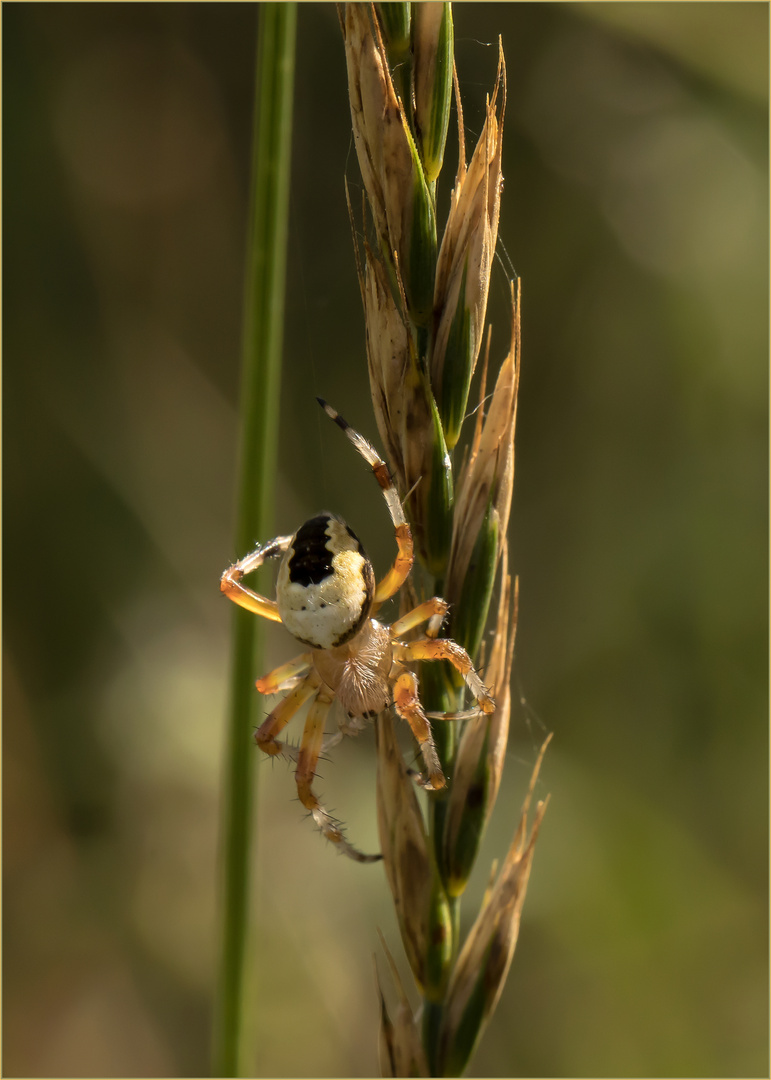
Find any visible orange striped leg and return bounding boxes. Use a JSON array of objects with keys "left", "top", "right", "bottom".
[
  {"left": 295, "top": 690, "right": 381, "bottom": 863},
  {"left": 254, "top": 672, "right": 320, "bottom": 757},
  {"left": 392, "top": 670, "right": 445, "bottom": 790},
  {"left": 389, "top": 597, "right": 449, "bottom": 640},
  {"left": 220, "top": 535, "right": 293, "bottom": 622},
  {"left": 398, "top": 639, "right": 495, "bottom": 715},
  {"left": 316, "top": 399, "right": 414, "bottom": 604},
  {"left": 256, "top": 652, "right": 313, "bottom": 695},
  {"left": 374, "top": 522, "right": 414, "bottom": 603}
]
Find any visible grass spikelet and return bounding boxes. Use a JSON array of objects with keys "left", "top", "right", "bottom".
[
  {"left": 431, "top": 42, "right": 506, "bottom": 448},
  {"left": 376, "top": 931, "right": 430, "bottom": 1079},
  {"left": 340, "top": 5, "right": 549, "bottom": 1075}
]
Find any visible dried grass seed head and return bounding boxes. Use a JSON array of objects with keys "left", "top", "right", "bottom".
[
  {"left": 376, "top": 931, "right": 429, "bottom": 1079},
  {"left": 363, "top": 241, "right": 411, "bottom": 491},
  {"left": 412, "top": 2, "right": 454, "bottom": 183},
  {"left": 343, "top": 4, "right": 437, "bottom": 326},
  {"left": 431, "top": 43, "right": 506, "bottom": 447},
  {"left": 445, "top": 285, "right": 519, "bottom": 613},
  {"left": 439, "top": 736, "right": 551, "bottom": 1076}
]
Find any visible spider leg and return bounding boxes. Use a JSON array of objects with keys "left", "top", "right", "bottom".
[
  {"left": 339, "top": 713, "right": 369, "bottom": 737},
  {"left": 254, "top": 671, "right": 321, "bottom": 757},
  {"left": 425, "top": 707, "right": 486, "bottom": 721},
  {"left": 392, "top": 670, "right": 445, "bottom": 791},
  {"left": 389, "top": 597, "right": 450, "bottom": 640},
  {"left": 220, "top": 535, "right": 294, "bottom": 621},
  {"left": 256, "top": 652, "right": 313, "bottom": 695},
  {"left": 395, "top": 639, "right": 496, "bottom": 715},
  {"left": 313, "top": 713, "right": 368, "bottom": 759},
  {"left": 317, "top": 398, "right": 413, "bottom": 604},
  {"left": 295, "top": 689, "right": 382, "bottom": 863},
  {"left": 373, "top": 522, "right": 414, "bottom": 605}
]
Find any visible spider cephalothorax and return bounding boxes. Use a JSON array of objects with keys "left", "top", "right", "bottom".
[{"left": 221, "top": 399, "right": 494, "bottom": 862}]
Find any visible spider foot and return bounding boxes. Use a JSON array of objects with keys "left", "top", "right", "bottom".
[
  {"left": 405, "top": 749, "right": 446, "bottom": 793},
  {"left": 307, "top": 804, "right": 382, "bottom": 864},
  {"left": 255, "top": 734, "right": 284, "bottom": 757},
  {"left": 414, "top": 770, "right": 446, "bottom": 793},
  {"left": 254, "top": 731, "right": 306, "bottom": 766}
]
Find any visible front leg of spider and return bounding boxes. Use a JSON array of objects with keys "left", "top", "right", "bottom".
[{"left": 220, "top": 535, "right": 293, "bottom": 621}]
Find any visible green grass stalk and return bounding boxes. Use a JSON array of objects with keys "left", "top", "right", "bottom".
[{"left": 212, "top": 6, "right": 297, "bottom": 1076}]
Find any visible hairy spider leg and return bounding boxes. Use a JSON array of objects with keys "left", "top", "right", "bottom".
[
  {"left": 389, "top": 597, "right": 450, "bottom": 640},
  {"left": 220, "top": 535, "right": 294, "bottom": 621},
  {"left": 317, "top": 398, "right": 414, "bottom": 604},
  {"left": 255, "top": 656, "right": 366, "bottom": 766},
  {"left": 392, "top": 670, "right": 445, "bottom": 790},
  {"left": 395, "top": 639, "right": 496, "bottom": 715},
  {"left": 295, "top": 689, "right": 382, "bottom": 864},
  {"left": 254, "top": 672, "right": 322, "bottom": 756},
  {"left": 373, "top": 522, "right": 414, "bottom": 605}
]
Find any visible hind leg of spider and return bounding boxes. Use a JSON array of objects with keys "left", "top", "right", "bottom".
[
  {"left": 395, "top": 639, "right": 496, "bottom": 715},
  {"left": 254, "top": 671, "right": 321, "bottom": 758},
  {"left": 220, "top": 535, "right": 294, "bottom": 621},
  {"left": 392, "top": 670, "right": 445, "bottom": 791},
  {"left": 317, "top": 398, "right": 413, "bottom": 604},
  {"left": 295, "top": 690, "right": 381, "bottom": 863}
]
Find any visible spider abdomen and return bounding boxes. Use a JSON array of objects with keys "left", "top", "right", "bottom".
[{"left": 277, "top": 513, "right": 375, "bottom": 650}]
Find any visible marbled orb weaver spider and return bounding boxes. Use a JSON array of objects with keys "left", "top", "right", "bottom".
[{"left": 220, "top": 399, "right": 495, "bottom": 862}]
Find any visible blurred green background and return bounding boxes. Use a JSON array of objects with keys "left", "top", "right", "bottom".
[{"left": 3, "top": 3, "right": 768, "bottom": 1077}]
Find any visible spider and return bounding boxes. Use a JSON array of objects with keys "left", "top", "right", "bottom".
[{"left": 220, "top": 398, "right": 495, "bottom": 862}]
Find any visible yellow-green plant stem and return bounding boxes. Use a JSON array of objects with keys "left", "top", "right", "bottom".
[
  {"left": 423, "top": 651, "right": 461, "bottom": 1076},
  {"left": 213, "top": 5, "right": 297, "bottom": 1076}
]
